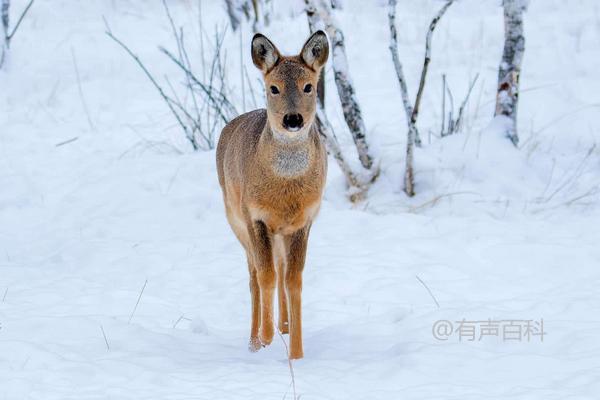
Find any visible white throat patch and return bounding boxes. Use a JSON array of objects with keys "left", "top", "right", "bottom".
[
  {"left": 270, "top": 125, "right": 312, "bottom": 177},
  {"left": 272, "top": 146, "right": 310, "bottom": 177}
]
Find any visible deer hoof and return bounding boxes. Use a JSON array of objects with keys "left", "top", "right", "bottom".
[{"left": 248, "top": 336, "right": 261, "bottom": 352}]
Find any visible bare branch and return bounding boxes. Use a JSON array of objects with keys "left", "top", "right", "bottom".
[
  {"left": 104, "top": 20, "right": 199, "bottom": 150},
  {"left": 453, "top": 73, "right": 479, "bottom": 134},
  {"left": 128, "top": 279, "right": 148, "bottom": 324},
  {"left": 55, "top": 137, "right": 79, "bottom": 147},
  {"left": 6, "top": 0, "right": 34, "bottom": 42},
  {"left": 71, "top": 47, "right": 96, "bottom": 132},
  {"left": 277, "top": 331, "right": 297, "bottom": 400},
  {"left": 415, "top": 275, "right": 440, "bottom": 308},
  {"left": 411, "top": 0, "right": 454, "bottom": 127},
  {"left": 100, "top": 325, "right": 110, "bottom": 351},
  {"left": 159, "top": 46, "right": 237, "bottom": 124},
  {"left": 305, "top": 0, "right": 374, "bottom": 171},
  {"left": 388, "top": 0, "right": 454, "bottom": 196},
  {"left": 440, "top": 74, "right": 446, "bottom": 137}
]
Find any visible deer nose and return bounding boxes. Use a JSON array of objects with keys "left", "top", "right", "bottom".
[{"left": 282, "top": 113, "right": 304, "bottom": 131}]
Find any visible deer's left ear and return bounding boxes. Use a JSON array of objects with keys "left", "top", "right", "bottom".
[{"left": 300, "top": 30, "right": 329, "bottom": 70}]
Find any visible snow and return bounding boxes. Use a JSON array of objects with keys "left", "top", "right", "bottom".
[{"left": 1, "top": 0, "right": 599, "bottom": 399}]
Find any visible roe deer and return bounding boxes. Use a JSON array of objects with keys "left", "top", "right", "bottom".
[{"left": 216, "top": 31, "right": 329, "bottom": 359}]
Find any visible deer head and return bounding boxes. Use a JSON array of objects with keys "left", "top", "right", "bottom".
[{"left": 251, "top": 31, "right": 329, "bottom": 141}]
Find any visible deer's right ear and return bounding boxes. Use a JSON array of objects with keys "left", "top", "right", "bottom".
[
  {"left": 300, "top": 30, "right": 329, "bottom": 71},
  {"left": 251, "top": 34, "right": 280, "bottom": 74}
]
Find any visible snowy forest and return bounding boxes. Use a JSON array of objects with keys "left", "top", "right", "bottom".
[{"left": 1, "top": 0, "right": 599, "bottom": 398}]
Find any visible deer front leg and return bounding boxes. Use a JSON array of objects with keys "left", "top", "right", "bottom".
[
  {"left": 285, "top": 225, "right": 310, "bottom": 359},
  {"left": 276, "top": 258, "right": 289, "bottom": 334},
  {"left": 249, "top": 220, "right": 276, "bottom": 347},
  {"left": 273, "top": 236, "right": 289, "bottom": 334}
]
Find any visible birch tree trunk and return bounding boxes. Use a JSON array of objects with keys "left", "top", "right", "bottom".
[
  {"left": 495, "top": 0, "right": 527, "bottom": 146},
  {"left": 387, "top": 0, "right": 453, "bottom": 197},
  {"left": 304, "top": 0, "right": 374, "bottom": 171},
  {"left": 315, "top": 108, "right": 362, "bottom": 194}
]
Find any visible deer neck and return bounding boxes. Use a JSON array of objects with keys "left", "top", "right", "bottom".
[{"left": 260, "top": 123, "right": 315, "bottom": 178}]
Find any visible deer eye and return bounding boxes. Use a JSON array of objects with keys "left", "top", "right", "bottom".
[
  {"left": 270, "top": 85, "right": 280, "bottom": 95},
  {"left": 303, "top": 84, "right": 313, "bottom": 93}
]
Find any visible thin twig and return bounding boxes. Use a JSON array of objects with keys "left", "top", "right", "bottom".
[
  {"left": 178, "top": 31, "right": 203, "bottom": 132},
  {"left": 128, "top": 279, "right": 148, "bottom": 324},
  {"left": 412, "top": 0, "right": 454, "bottom": 127},
  {"left": 415, "top": 275, "right": 440, "bottom": 308},
  {"left": 564, "top": 186, "right": 599, "bottom": 206},
  {"left": 2, "top": 287, "right": 7, "bottom": 302},
  {"left": 71, "top": 47, "right": 96, "bottom": 132},
  {"left": 452, "top": 73, "right": 479, "bottom": 134},
  {"left": 409, "top": 191, "right": 479, "bottom": 212},
  {"left": 277, "top": 331, "right": 297, "bottom": 400},
  {"left": 162, "top": 0, "right": 183, "bottom": 61},
  {"left": 533, "top": 185, "right": 599, "bottom": 214},
  {"left": 543, "top": 144, "right": 596, "bottom": 203},
  {"left": 104, "top": 18, "right": 198, "bottom": 150},
  {"left": 6, "top": 0, "right": 34, "bottom": 42},
  {"left": 441, "top": 74, "right": 446, "bottom": 137},
  {"left": 172, "top": 314, "right": 191, "bottom": 329},
  {"left": 55, "top": 137, "right": 79, "bottom": 147},
  {"left": 100, "top": 324, "right": 110, "bottom": 351},
  {"left": 164, "top": 75, "right": 209, "bottom": 148},
  {"left": 159, "top": 46, "right": 237, "bottom": 124},
  {"left": 162, "top": 0, "right": 206, "bottom": 146}
]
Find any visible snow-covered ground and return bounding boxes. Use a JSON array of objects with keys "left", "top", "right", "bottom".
[{"left": 1, "top": 0, "right": 599, "bottom": 399}]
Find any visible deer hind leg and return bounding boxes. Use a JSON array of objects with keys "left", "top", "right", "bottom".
[
  {"left": 285, "top": 225, "right": 310, "bottom": 359},
  {"left": 247, "top": 255, "right": 262, "bottom": 352},
  {"left": 249, "top": 220, "right": 276, "bottom": 347},
  {"left": 273, "top": 235, "right": 289, "bottom": 334}
]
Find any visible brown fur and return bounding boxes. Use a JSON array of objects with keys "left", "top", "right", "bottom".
[{"left": 216, "top": 31, "right": 329, "bottom": 359}]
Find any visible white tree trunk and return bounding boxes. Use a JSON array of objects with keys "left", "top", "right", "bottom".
[
  {"left": 305, "top": 1, "right": 377, "bottom": 198},
  {"left": 495, "top": 0, "right": 527, "bottom": 146},
  {"left": 315, "top": 108, "right": 362, "bottom": 192},
  {"left": 388, "top": 0, "right": 453, "bottom": 197},
  {"left": 388, "top": 0, "right": 416, "bottom": 196},
  {"left": 305, "top": 0, "right": 374, "bottom": 171}
]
